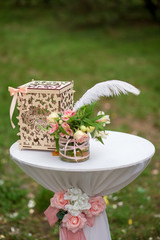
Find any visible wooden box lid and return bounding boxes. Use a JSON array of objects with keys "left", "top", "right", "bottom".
[{"left": 18, "top": 80, "right": 72, "bottom": 91}]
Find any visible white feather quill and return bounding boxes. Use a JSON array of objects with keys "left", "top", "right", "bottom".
[{"left": 74, "top": 80, "right": 140, "bottom": 110}]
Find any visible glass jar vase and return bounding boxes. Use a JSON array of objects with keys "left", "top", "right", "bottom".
[{"left": 59, "top": 136, "right": 90, "bottom": 162}]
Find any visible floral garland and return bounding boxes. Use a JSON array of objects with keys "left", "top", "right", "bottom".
[{"left": 44, "top": 188, "right": 106, "bottom": 240}]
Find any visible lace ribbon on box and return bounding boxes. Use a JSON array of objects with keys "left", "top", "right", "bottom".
[{"left": 8, "top": 87, "right": 28, "bottom": 128}]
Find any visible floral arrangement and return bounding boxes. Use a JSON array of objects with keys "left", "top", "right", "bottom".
[
  {"left": 40, "top": 103, "right": 110, "bottom": 153},
  {"left": 44, "top": 187, "right": 106, "bottom": 239},
  {"left": 37, "top": 80, "right": 140, "bottom": 161}
]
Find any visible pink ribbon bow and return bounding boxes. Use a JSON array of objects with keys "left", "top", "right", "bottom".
[
  {"left": 44, "top": 205, "right": 95, "bottom": 240},
  {"left": 8, "top": 86, "right": 28, "bottom": 128}
]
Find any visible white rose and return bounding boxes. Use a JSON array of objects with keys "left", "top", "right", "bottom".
[
  {"left": 65, "top": 202, "right": 81, "bottom": 216},
  {"left": 69, "top": 188, "right": 82, "bottom": 196},
  {"left": 78, "top": 199, "right": 91, "bottom": 211},
  {"left": 64, "top": 188, "right": 91, "bottom": 215},
  {"left": 64, "top": 188, "right": 82, "bottom": 201},
  {"left": 68, "top": 208, "right": 81, "bottom": 216}
]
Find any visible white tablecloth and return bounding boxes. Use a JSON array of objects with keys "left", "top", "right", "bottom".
[{"left": 10, "top": 131, "right": 155, "bottom": 240}]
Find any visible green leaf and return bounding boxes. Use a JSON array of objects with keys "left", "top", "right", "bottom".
[
  {"left": 37, "top": 125, "right": 48, "bottom": 131},
  {"left": 55, "top": 137, "right": 59, "bottom": 152},
  {"left": 83, "top": 118, "right": 94, "bottom": 126},
  {"left": 59, "top": 125, "right": 68, "bottom": 135},
  {"left": 91, "top": 115, "right": 104, "bottom": 121},
  {"left": 91, "top": 130, "right": 95, "bottom": 138},
  {"left": 75, "top": 103, "right": 96, "bottom": 119},
  {"left": 58, "top": 113, "right": 62, "bottom": 118},
  {"left": 96, "top": 136, "right": 104, "bottom": 144},
  {"left": 83, "top": 119, "right": 105, "bottom": 131},
  {"left": 56, "top": 209, "right": 67, "bottom": 221}
]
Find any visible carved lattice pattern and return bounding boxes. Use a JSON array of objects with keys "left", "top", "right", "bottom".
[{"left": 17, "top": 80, "right": 74, "bottom": 150}]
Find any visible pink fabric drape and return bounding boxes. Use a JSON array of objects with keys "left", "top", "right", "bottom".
[
  {"left": 60, "top": 227, "right": 86, "bottom": 240},
  {"left": 44, "top": 205, "right": 59, "bottom": 226}
]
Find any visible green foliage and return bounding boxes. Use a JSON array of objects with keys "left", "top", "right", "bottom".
[
  {"left": 35, "top": 186, "right": 53, "bottom": 212},
  {"left": 76, "top": 103, "right": 95, "bottom": 118},
  {"left": 0, "top": 0, "right": 159, "bottom": 26},
  {"left": 54, "top": 136, "right": 59, "bottom": 152},
  {"left": 56, "top": 209, "right": 67, "bottom": 222},
  {"left": 95, "top": 136, "right": 104, "bottom": 144},
  {"left": 69, "top": 103, "right": 104, "bottom": 130},
  {"left": 0, "top": 180, "right": 28, "bottom": 216}
]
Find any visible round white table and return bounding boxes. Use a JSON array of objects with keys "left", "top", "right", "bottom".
[{"left": 10, "top": 131, "right": 155, "bottom": 240}]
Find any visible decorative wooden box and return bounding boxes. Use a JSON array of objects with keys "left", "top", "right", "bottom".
[{"left": 17, "top": 80, "right": 74, "bottom": 150}]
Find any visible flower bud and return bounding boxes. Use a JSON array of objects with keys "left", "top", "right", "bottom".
[
  {"left": 80, "top": 125, "right": 87, "bottom": 132},
  {"left": 86, "top": 126, "right": 95, "bottom": 133}
]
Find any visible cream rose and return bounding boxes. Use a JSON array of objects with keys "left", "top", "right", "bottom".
[
  {"left": 47, "top": 112, "right": 59, "bottom": 123},
  {"left": 74, "top": 130, "right": 89, "bottom": 143}
]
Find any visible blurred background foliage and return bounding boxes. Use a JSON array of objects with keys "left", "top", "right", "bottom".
[
  {"left": 0, "top": 0, "right": 160, "bottom": 27},
  {"left": 0, "top": 1, "right": 160, "bottom": 240}
]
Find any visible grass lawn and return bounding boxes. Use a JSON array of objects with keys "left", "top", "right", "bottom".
[{"left": 0, "top": 7, "right": 160, "bottom": 240}]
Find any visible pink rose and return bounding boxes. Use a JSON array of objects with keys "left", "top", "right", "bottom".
[
  {"left": 48, "top": 123, "right": 59, "bottom": 134},
  {"left": 62, "top": 109, "right": 76, "bottom": 121},
  {"left": 62, "top": 122, "right": 73, "bottom": 136},
  {"left": 50, "top": 191, "right": 69, "bottom": 209},
  {"left": 62, "top": 213, "right": 87, "bottom": 233},
  {"left": 74, "top": 130, "right": 89, "bottom": 143},
  {"left": 84, "top": 196, "right": 106, "bottom": 217}
]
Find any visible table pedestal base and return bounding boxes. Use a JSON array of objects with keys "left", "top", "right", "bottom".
[{"left": 60, "top": 211, "right": 111, "bottom": 240}]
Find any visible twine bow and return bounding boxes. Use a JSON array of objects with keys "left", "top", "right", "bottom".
[{"left": 8, "top": 86, "right": 28, "bottom": 128}]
